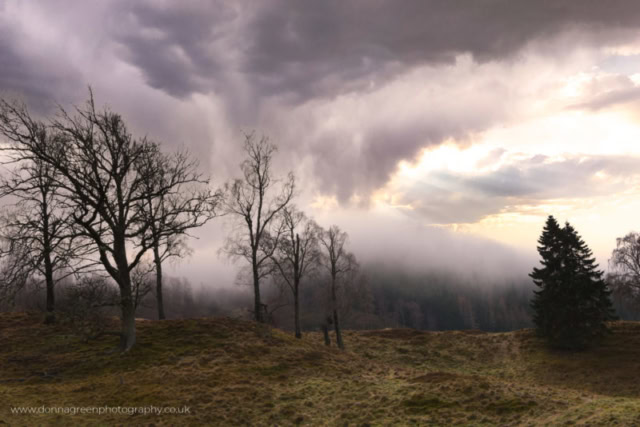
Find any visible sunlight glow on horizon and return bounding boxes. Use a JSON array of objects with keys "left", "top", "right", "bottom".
[{"left": 362, "top": 61, "right": 640, "bottom": 267}]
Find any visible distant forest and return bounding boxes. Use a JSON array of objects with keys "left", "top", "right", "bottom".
[{"left": 4, "top": 263, "right": 638, "bottom": 333}]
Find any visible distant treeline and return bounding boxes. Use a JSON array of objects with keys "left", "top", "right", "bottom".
[
  {"left": 3, "top": 264, "right": 638, "bottom": 333},
  {"left": 287, "top": 266, "right": 535, "bottom": 332}
]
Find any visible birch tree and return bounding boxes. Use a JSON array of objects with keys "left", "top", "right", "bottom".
[
  {"left": 139, "top": 147, "right": 220, "bottom": 319},
  {"left": 609, "top": 232, "right": 640, "bottom": 311},
  {"left": 318, "top": 225, "right": 358, "bottom": 350},
  {"left": 222, "top": 133, "right": 294, "bottom": 323},
  {"left": 0, "top": 132, "right": 91, "bottom": 324},
  {"left": 270, "top": 207, "right": 319, "bottom": 338}
]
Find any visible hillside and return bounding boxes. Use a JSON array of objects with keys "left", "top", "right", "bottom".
[{"left": 1, "top": 313, "right": 640, "bottom": 426}]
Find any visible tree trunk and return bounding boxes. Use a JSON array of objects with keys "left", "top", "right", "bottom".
[
  {"left": 252, "top": 258, "right": 264, "bottom": 323},
  {"left": 120, "top": 290, "right": 137, "bottom": 352},
  {"left": 293, "top": 233, "right": 301, "bottom": 338},
  {"left": 153, "top": 245, "right": 165, "bottom": 320},
  {"left": 42, "top": 207, "right": 55, "bottom": 324},
  {"left": 114, "top": 241, "right": 136, "bottom": 352},
  {"left": 43, "top": 251, "right": 55, "bottom": 325},
  {"left": 294, "top": 286, "right": 301, "bottom": 339},
  {"left": 333, "top": 309, "right": 344, "bottom": 350},
  {"left": 322, "top": 323, "right": 330, "bottom": 346},
  {"left": 331, "top": 275, "right": 344, "bottom": 350}
]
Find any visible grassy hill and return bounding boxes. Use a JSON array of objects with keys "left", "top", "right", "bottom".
[{"left": 1, "top": 312, "right": 640, "bottom": 426}]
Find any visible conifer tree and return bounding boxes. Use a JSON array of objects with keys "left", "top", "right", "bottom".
[
  {"left": 530, "top": 216, "right": 564, "bottom": 338},
  {"left": 530, "top": 215, "right": 616, "bottom": 350}
]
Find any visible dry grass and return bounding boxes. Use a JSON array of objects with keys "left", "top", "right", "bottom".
[{"left": 1, "top": 312, "right": 640, "bottom": 425}]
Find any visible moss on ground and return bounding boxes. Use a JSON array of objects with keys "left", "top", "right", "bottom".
[{"left": 1, "top": 312, "right": 640, "bottom": 425}]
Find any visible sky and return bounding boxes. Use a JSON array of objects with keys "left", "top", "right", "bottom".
[{"left": 2, "top": 0, "right": 640, "bottom": 286}]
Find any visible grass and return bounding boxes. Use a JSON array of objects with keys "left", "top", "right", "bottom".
[{"left": 1, "top": 312, "right": 640, "bottom": 425}]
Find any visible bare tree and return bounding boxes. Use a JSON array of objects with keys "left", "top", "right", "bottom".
[
  {"left": 130, "top": 259, "right": 154, "bottom": 310},
  {"left": 322, "top": 316, "right": 332, "bottom": 346},
  {"left": 0, "top": 138, "right": 92, "bottom": 324},
  {"left": 0, "top": 238, "right": 32, "bottom": 305},
  {"left": 0, "top": 93, "right": 218, "bottom": 351},
  {"left": 608, "top": 232, "right": 640, "bottom": 311},
  {"left": 59, "top": 275, "right": 119, "bottom": 342},
  {"left": 318, "top": 225, "right": 358, "bottom": 350},
  {"left": 270, "top": 206, "right": 319, "bottom": 338},
  {"left": 139, "top": 147, "right": 220, "bottom": 319},
  {"left": 222, "top": 133, "right": 295, "bottom": 323}
]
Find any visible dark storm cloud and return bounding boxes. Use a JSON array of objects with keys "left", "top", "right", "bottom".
[
  {"left": 4, "top": 0, "right": 640, "bottom": 203},
  {"left": 401, "top": 154, "right": 640, "bottom": 224},
  {"left": 0, "top": 32, "right": 49, "bottom": 101},
  {"left": 111, "top": 1, "right": 237, "bottom": 98},
  {"left": 102, "top": 0, "right": 640, "bottom": 202},
  {"left": 0, "top": 21, "right": 82, "bottom": 110},
  {"left": 112, "top": 0, "right": 640, "bottom": 102},
  {"left": 308, "top": 94, "right": 510, "bottom": 202},
  {"left": 243, "top": 0, "right": 640, "bottom": 103}
]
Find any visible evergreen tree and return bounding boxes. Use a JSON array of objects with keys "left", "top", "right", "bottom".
[
  {"left": 530, "top": 216, "right": 564, "bottom": 338},
  {"left": 530, "top": 216, "right": 616, "bottom": 350}
]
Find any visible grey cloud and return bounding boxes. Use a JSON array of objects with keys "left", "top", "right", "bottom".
[
  {"left": 111, "top": 0, "right": 640, "bottom": 103},
  {"left": 400, "top": 154, "right": 640, "bottom": 224},
  {"left": 103, "top": 0, "right": 640, "bottom": 202},
  {"left": 295, "top": 62, "right": 517, "bottom": 202},
  {"left": 3, "top": 1, "right": 640, "bottom": 285},
  {"left": 572, "top": 86, "right": 640, "bottom": 111},
  {"left": 4, "top": 0, "right": 640, "bottom": 205},
  {"left": 599, "top": 54, "right": 640, "bottom": 76},
  {"left": 307, "top": 124, "right": 451, "bottom": 203},
  {"left": 111, "top": 1, "right": 237, "bottom": 98},
  {"left": 407, "top": 192, "right": 511, "bottom": 224},
  {"left": 567, "top": 72, "right": 640, "bottom": 111},
  {"left": 0, "top": 23, "right": 82, "bottom": 111}
]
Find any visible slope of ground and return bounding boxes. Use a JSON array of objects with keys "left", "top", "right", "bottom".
[{"left": 1, "top": 312, "right": 639, "bottom": 425}]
